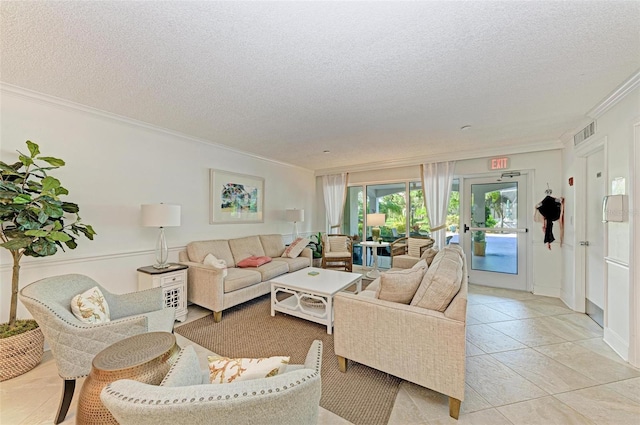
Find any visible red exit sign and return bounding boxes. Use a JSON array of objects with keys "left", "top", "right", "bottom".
[{"left": 489, "top": 157, "right": 510, "bottom": 170}]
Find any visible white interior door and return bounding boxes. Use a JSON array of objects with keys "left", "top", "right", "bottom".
[
  {"left": 585, "top": 148, "right": 605, "bottom": 326},
  {"left": 461, "top": 175, "right": 528, "bottom": 290}
]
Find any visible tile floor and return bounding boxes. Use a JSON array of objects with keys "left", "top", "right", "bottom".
[{"left": 2, "top": 284, "right": 639, "bottom": 424}]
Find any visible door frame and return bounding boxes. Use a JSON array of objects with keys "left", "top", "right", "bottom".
[
  {"left": 459, "top": 172, "right": 532, "bottom": 291},
  {"left": 573, "top": 136, "right": 607, "bottom": 314}
]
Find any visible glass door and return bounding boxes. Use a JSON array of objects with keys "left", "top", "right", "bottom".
[{"left": 461, "top": 175, "right": 528, "bottom": 290}]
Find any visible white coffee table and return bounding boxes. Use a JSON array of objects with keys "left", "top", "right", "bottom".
[{"left": 270, "top": 267, "right": 362, "bottom": 334}]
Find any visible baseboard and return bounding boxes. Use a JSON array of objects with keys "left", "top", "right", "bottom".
[
  {"left": 604, "top": 327, "right": 629, "bottom": 362},
  {"left": 533, "top": 284, "right": 562, "bottom": 299}
]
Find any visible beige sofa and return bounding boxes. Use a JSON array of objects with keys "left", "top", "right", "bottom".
[
  {"left": 179, "top": 234, "right": 311, "bottom": 322},
  {"left": 333, "top": 244, "right": 467, "bottom": 419}
]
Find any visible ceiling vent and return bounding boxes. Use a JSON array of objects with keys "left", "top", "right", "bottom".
[{"left": 574, "top": 121, "right": 596, "bottom": 146}]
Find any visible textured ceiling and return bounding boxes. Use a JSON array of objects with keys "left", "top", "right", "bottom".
[{"left": 2, "top": 1, "right": 639, "bottom": 172}]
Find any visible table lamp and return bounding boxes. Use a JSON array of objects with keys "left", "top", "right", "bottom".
[
  {"left": 285, "top": 208, "right": 304, "bottom": 239},
  {"left": 141, "top": 203, "right": 181, "bottom": 269},
  {"left": 367, "top": 213, "right": 385, "bottom": 242}
]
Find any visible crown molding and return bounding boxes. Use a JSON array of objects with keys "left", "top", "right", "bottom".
[
  {"left": 0, "top": 83, "right": 313, "bottom": 173},
  {"left": 314, "top": 139, "right": 564, "bottom": 176},
  {"left": 587, "top": 69, "right": 640, "bottom": 119}
]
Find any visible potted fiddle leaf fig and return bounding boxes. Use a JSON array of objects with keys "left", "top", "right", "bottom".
[
  {"left": 307, "top": 232, "right": 323, "bottom": 267},
  {"left": 0, "top": 140, "right": 96, "bottom": 381}
]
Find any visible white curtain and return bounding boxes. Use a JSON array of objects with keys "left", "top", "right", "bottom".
[
  {"left": 421, "top": 161, "right": 456, "bottom": 248},
  {"left": 322, "top": 173, "right": 348, "bottom": 233}
]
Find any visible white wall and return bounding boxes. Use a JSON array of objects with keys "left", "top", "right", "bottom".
[
  {"left": 561, "top": 83, "right": 639, "bottom": 363},
  {"left": 326, "top": 148, "right": 565, "bottom": 296},
  {"left": 0, "top": 86, "right": 316, "bottom": 322}
]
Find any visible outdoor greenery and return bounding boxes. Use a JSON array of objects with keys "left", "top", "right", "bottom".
[{"left": 0, "top": 141, "right": 96, "bottom": 330}]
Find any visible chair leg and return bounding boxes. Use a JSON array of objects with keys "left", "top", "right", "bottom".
[
  {"left": 213, "top": 311, "right": 222, "bottom": 322},
  {"left": 54, "top": 379, "right": 75, "bottom": 424},
  {"left": 449, "top": 397, "right": 461, "bottom": 420},
  {"left": 337, "top": 355, "right": 348, "bottom": 372}
]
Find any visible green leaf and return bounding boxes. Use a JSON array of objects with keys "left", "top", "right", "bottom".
[
  {"left": 29, "top": 239, "right": 58, "bottom": 256},
  {"left": 42, "top": 201, "right": 64, "bottom": 218},
  {"left": 26, "top": 141, "right": 40, "bottom": 157},
  {"left": 52, "top": 220, "right": 62, "bottom": 230},
  {"left": 19, "top": 154, "right": 34, "bottom": 167},
  {"left": 12, "top": 194, "right": 32, "bottom": 204},
  {"left": 64, "top": 239, "right": 78, "bottom": 250},
  {"left": 37, "top": 210, "right": 49, "bottom": 224},
  {"left": 55, "top": 186, "right": 69, "bottom": 196},
  {"left": 24, "top": 229, "right": 49, "bottom": 237},
  {"left": 61, "top": 202, "right": 79, "bottom": 213},
  {"left": 1, "top": 237, "right": 33, "bottom": 251},
  {"left": 47, "top": 231, "right": 72, "bottom": 242},
  {"left": 16, "top": 210, "right": 42, "bottom": 230},
  {"left": 39, "top": 157, "right": 65, "bottom": 167},
  {"left": 41, "top": 176, "right": 61, "bottom": 192}
]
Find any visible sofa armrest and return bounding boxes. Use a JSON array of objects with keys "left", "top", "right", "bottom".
[
  {"left": 179, "top": 261, "right": 226, "bottom": 313},
  {"left": 333, "top": 292, "right": 466, "bottom": 401}
]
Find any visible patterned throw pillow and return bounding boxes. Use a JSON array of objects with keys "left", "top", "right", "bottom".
[
  {"left": 208, "top": 355, "right": 290, "bottom": 384},
  {"left": 70, "top": 286, "right": 110, "bottom": 324},
  {"left": 281, "top": 237, "right": 310, "bottom": 258}
]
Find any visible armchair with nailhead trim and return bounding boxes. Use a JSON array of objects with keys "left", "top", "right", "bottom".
[{"left": 100, "top": 340, "right": 323, "bottom": 425}]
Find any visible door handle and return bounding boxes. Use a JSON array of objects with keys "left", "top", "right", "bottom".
[
  {"left": 579, "top": 241, "right": 590, "bottom": 246},
  {"left": 463, "top": 224, "right": 470, "bottom": 233}
]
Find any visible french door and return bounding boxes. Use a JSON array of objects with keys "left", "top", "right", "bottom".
[{"left": 461, "top": 175, "right": 529, "bottom": 290}]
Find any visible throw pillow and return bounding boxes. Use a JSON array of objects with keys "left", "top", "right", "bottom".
[
  {"left": 420, "top": 247, "right": 439, "bottom": 266},
  {"left": 408, "top": 238, "right": 429, "bottom": 257},
  {"left": 328, "top": 236, "right": 349, "bottom": 253},
  {"left": 281, "top": 237, "right": 310, "bottom": 258},
  {"left": 237, "top": 256, "right": 272, "bottom": 268},
  {"left": 375, "top": 264, "right": 427, "bottom": 304},
  {"left": 70, "top": 286, "right": 110, "bottom": 324},
  {"left": 203, "top": 253, "right": 228, "bottom": 277},
  {"left": 208, "top": 355, "right": 290, "bottom": 384},
  {"left": 411, "top": 258, "right": 428, "bottom": 270},
  {"left": 411, "top": 247, "right": 463, "bottom": 312}
]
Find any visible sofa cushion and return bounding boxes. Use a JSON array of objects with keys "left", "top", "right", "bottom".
[
  {"left": 259, "top": 234, "right": 286, "bottom": 258},
  {"left": 411, "top": 246, "right": 463, "bottom": 312},
  {"left": 420, "top": 247, "right": 439, "bottom": 266},
  {"left": 237, "top": 256, "right": 272, "bottom": 268},
  {"left": 272, "top": 256, "right": 310, "bottom": 272},
  {"left": 188, "top": 240, "right": 235, "bottom": 267},
  {"left": 375, "top": 262, "right": 427, "bottom": 304},
  {"left": 327, "top": 236, "right": 349, "bottom": 253},
  {"left": 282, "top": 237, "right": 310, "bottom": 258},
  {"left": 392, "top": 254, "right": 421, "bottom": 269},
  {"left": 229, "top": 236, "right": 266, "bottom": 264},
  {"left": 224, "top": 268, "right": 262, "bottom": 293},
  {"left": 255, "top": 260, "right": 289, "bottom": 281}
]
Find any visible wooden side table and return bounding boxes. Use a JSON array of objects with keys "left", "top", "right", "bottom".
[
  {"left": 77, "top": 332, "right": 179, "bottom": 424},
  {"left": 137, "top": 263, "right": 188, "bottom": 322}
]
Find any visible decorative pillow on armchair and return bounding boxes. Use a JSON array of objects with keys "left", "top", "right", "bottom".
[
  {"left": 70, "top": 286, "right": 111, "bottom": 324},
  {"left": 375, "top": 261, "right": 428, "bottom": 304},
  {"left": 237, "top": 256, "right": 272, "bottom": 268},
  {"left": 208, "top": 355, "right": 290, "bottom": 384}
]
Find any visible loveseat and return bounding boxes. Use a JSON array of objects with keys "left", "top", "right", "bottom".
[
  {"left": 333, "top": 244, "right": 467, "bottom": 419},
  {"left": 179, "top": 234, "right": 311, "bottom": 322}
]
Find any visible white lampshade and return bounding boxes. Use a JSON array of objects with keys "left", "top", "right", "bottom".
[
  {"left": 141, "top": 204, "right": 181, "bottom": 227},
  {"left": 285, "top": 208, "right": 304, "bottom": 223},
  {"left": 367, "top": 213, "right": 385, "bottom": 227}
]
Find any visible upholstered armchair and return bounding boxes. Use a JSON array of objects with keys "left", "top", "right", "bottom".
[
  {"left": 19, "top": 274, "right": 176, "bottom": 424},
  {"left": 101, "top": 340, "right": 323, "bottom": 425},
  {"left": 390, "top": 236, "right": 435, "bottom": 268},
  {"left": 321, "top": 233, "right": 353, "bottom": 272}
]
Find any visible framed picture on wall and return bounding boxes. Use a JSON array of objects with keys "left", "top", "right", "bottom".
[{"left": 210, "top": 169, "right": 264, "bottom": 224}]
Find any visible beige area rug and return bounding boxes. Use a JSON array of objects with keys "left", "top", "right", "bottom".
[{"left": 175, "top": 294, "right": 401, "bottom": 425}]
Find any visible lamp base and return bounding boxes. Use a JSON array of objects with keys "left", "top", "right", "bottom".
[
  {"left": 152, "top": 262, "right": 171, "bottom": 269},
  {"left": 372, "top": 227, "right": 381, "bottom": 242}
]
